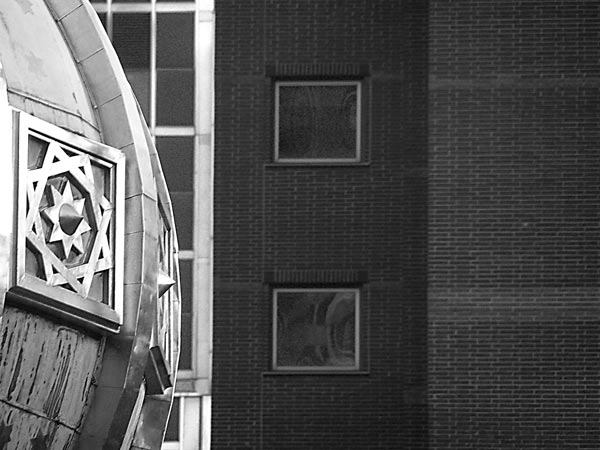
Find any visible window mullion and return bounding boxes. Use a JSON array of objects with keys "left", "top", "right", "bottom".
[{"left": 150, "top": 0, "right": 157, "bottom": 133}]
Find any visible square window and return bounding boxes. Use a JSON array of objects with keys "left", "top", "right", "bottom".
[
  {"left": 274, "top": 81, "right": 361, "bottom": 162},
  {"left": 273, "top": 288, "right": 359, "bottom": 371}
]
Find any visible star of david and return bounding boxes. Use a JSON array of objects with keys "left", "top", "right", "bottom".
[
  {"left": 42, "top": 181, "right": 91, "bottom": 258},
  {"left": 26, "top": 140, "right": 114, "bottom": 298}
]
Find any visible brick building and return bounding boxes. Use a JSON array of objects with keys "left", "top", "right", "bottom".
[
  {"left": 213, "top": 1, "right": 598, "bottom": 450},
  {"left": 428, "top": 2, "right": 599, "bottom": 448}
]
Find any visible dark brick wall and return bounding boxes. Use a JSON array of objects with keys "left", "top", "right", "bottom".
[
  {"left": 429, "top": 1, "right": 600, "bottom": 449},
  {"left": 213, "top": 1, "right": 427, "bottom": 449},
  {"left": 214, "top": 1, "right": 598, "bottom": 449}
]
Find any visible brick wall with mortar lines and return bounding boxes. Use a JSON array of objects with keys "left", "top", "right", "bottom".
[
  {"left": 429, "top": 1, "right": 600, "bottom": 449},
  {"left": 214, "top": 1, "right": 427, "bottom": 449}
]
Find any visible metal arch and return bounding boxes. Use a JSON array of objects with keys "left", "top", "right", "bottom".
[
  {"left": 141, "top": 103, "right": 182, "bottom": 379},
  {"left": 129, "top": 106, "right": 182, "bottom": 450}
]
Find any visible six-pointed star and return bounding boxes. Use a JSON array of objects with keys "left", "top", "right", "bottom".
[{"left": 42, "top": 181, "right": 91, "bottom": 258}]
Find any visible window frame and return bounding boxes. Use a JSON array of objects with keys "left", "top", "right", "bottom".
[
  {"left": 274, "top": 80, "right": 362, "bottom": 164},
  {"left": 272, "top": 287, "right": 360, "bottom": 372}
]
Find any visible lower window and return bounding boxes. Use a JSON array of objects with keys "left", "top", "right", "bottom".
[{"left": 272, "top": 288, "right": 359, "bottom": 371}]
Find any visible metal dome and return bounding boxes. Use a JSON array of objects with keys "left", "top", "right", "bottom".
[{"left": 0, "top": 1, "right": 180, "bottom": 449}]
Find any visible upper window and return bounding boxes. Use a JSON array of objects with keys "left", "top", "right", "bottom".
[
  {"left": 273, "top": 288, "right": 359, "bottom": 371},
  {"left": 274, "top": 81, "right": 361, "bottom": 163}
]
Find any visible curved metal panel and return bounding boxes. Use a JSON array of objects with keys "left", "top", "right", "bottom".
[
  {"left": 129, "top": 109, "right": 182, "bottom": 448},
  {"left": 0, "top": 1, "right": 99, "bottom": 138}
]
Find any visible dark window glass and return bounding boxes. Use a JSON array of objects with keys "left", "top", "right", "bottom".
[
  {"left": 157, "top": 13, "right": 194, "bottom": 69},
  {"left": 179, "top": 310, "right": 192, "bottom": 370},
  {"left": 179, "top": 259, "right": 192, "bottom": 314},
  {"left": 156, "top": 137, "right": 194, "bottom": 192},
  {"left": 156, "top": 69, "right": 195, "bottom": 126},
  {"left": 277, "top": 83, "right": 359, "bottom": 160},
  {"left": 164, "top": 396, "right": 180, "bottom": 441},
  {"left": 274, "top": 290, "right": 358, "bottom": 370},
  {"left": 112, "top": 13, "right": 150, "bottom": 69},
  {"left": 125, "top": 69, "right": 150, "bottom": 121},
  {"left": 178, "top": 259, "right": 193, "bottom": 370},
  {"left": 170, "top": 191, "right": 193, "bottom": 249}
]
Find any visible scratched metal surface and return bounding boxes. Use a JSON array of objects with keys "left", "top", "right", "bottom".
[{"left": 0, "top": 305, "right": 102, "bottom": 449}]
